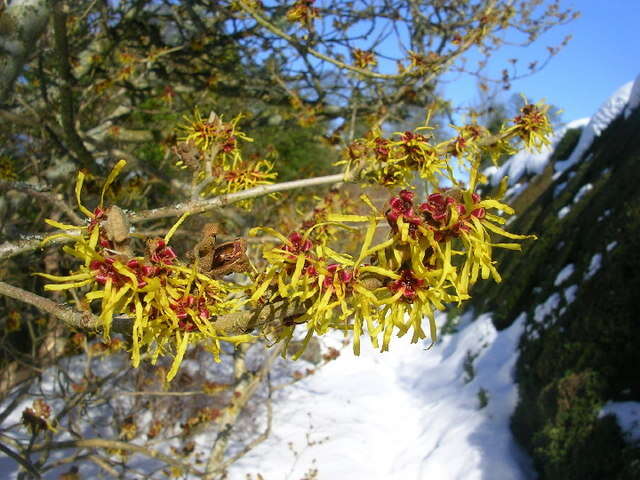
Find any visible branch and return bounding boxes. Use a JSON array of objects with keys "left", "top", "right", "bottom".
[
  {"left": 235, "top": 0, "right": 491, "bottom": 87},
  {"left": 0, "top": 281, "right": 91, "bottom": 327},
  {"left": 129, "top": 172, "right": 346, "bottom": 223},
  {"left": 205, "top": 344, "right": 282, "bottom": 475},
  {"left": 0, "top": 235, "right": 50, "bottom": 261},
  {"left": 52, "top": 0, "right": 95, "bottom": 170},
  {"left": 0, "top": 278, "right": 302, "bottom": 337},
  {"left": 0, "top": 171, "right": 346, "bottom": 261},
  {"left": 0, "top": 180, "right": 84, "bottom": 225},
  {"left": 0, "top": 0, "right": 50, "bottom": 103},
  {"left": 220, "top": 373, "right": 273, "bottom": 470},
  {"left": 32, "top": 438, "right": 202, "bottom": 476},
  {"left": 0, "top": 281, "right": 128, "bottom": 333},
  {"left": 0, "top": 442, "right": 42, "bottom": 479},
  {"left": 236, "top": 0, "right": 405, "bottom": 81}
]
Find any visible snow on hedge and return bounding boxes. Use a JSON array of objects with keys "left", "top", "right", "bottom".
[
  {"left": 555, "top": 79, "right": 637, "bottom": 176},
  {"left": 599, "top": 402, "right": 640, "bottom": 442}
]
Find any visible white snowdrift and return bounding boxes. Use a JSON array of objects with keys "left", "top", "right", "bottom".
[{"left": 231, "top": 313, "right": 534, "bottom": 480}]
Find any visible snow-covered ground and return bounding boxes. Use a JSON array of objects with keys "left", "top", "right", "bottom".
[
  {"left": 0, "top": 311, "right": 538, "bottom": 480},
  {"left": 230, "top": 312, "right": 535, "bottom": 480}
]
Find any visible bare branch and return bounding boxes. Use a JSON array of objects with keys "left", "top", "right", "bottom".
[
  {"left": 0, "top": 180, "right": 84, "bottom": 225},
  {"left": 33, "top": 438, "right": 202, "bottom": 475},
  {"left": 0, "top": 0, "right": 50, "bottom": 103},
  {"left": 130, "top": 172, "right": 346, "bottom": 223},
  {"left": 52, "top": 0, "right": 95, "bottom": 170}
]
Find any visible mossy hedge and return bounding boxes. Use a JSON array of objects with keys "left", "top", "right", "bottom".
[{"left": 468, "top": 107, "right": 640, "bottom": 479}]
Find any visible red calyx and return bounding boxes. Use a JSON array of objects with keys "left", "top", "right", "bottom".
[
  {"left": 149, "top": 240, "right": 177, "bottom": 265},
  {"left": 284, "top": 232, "right": 313, "bottom": 255},
  {"left": 386, "top": 190, "right": 423, "bottom": 236},
  {"left": 322, "top": 264, "right": 354, "bottom": 290},
  {"left": 90, "top": 258, "right": 125, "bottom": 287},
  {"left": 388, "top": 269, "right": 425, "bottom": 303}
]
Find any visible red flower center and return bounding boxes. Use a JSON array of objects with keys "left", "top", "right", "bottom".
[{"left": 388, "top": 269, "right": 425, "bottom": 303}]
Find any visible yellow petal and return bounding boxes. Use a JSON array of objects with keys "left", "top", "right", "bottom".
[
  {"left": 166, "top": 331, "right": 190, "bottom": 382},
  {"left": 100, "top": 159, "right": 127, "bottom": 208},
  {"left": 164, "top": 212, "right": 189, "bottom": 244},
  {"left": 75, "top": 172, "right": 93, "bottom": 218}
]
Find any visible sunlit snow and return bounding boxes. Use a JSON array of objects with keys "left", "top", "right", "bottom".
[
  {"left": 585, "top": 253, "right": 603, "bottom": 281},
  {"left": 624, "top": 73, "right": 640, "bottom": 118},
  {"left": 533, "top": 293, "right": 561, "bottom": 325},
  {"left": 231, "top": 313, "right": 535, "bottom": 480},
  {"left": 554, "top": 264, "right": 575, "bottom": 286},
  {"left": 558, "top": 205, "right": 571, "bottom": 219},
  {"left": 574, "top": 183, "right": 593, "bottom": 203},
  {"left": 563, "top": 285, "right": 579, "bottom": 305},
  {"left": 555, "top": 79, "right": 636, "bottom": 176}
]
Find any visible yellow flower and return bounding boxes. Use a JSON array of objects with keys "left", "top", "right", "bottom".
[{"left": 38, "top": 160, "right": 254, "bottom": 382}]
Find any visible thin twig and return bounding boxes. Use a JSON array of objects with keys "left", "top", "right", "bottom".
[
  {"left": 32, "top": 438, "right": 201, "bottom": 475},
  {"left": 0, "top": 442, "right": 42, "bottom": 479},
  {"left": 0, "top": 180, "right": 84, "bottom": 225},
  {"left": 0, "top": 281, "right": 93, "bottom": 328},
  {"left": 87, "top": 454, "right": 119, "bottom": 478},
  {"left": 117, "top": 390, "right": 214, "bottom": 397}
]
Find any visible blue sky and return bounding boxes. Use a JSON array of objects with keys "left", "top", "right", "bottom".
[{"left": 443, "top": 0, "right": 640, "bottom": 123}]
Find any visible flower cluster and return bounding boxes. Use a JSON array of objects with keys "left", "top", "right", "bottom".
[
  {"left": 39, "top": 161, "right": 252, "bottom": 381},
  {"left": 352, "top": 49, "right": 377, "bottom": 69},
  {"left": 249, "top": 184, "right": 533, "bottom": 356},
  {"left": 340, "top": 103, "right": 553, "bottom": 190},
  {"left": 507, "top": 102, "right": 553, "bottom": 150},
  {"left": 286, "top": 0, "right": 320, "bottom": 28},
  {"left": 175, "top": 110, "right": 276, "bottom": 205},
  {"left": 337, "top": 124, "right": 448, "bottom": 187},
  {"left": 22, "top": 400, "right": 55, "bottom": 435},
  {"left": 39, "top": 101, "right": 552, "bottom": 375},
  {"left": 407, "top": 51, "right": 443, "bottom": 76}
]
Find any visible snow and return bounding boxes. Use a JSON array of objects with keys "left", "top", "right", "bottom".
[
  {"left": 556, "top": 81, "right": 635, "bottom": 176},
  {"left": 553, "top": 181, "right": 567, "bottom": 198},
  {"left": 557, "top": 183, "right": 594, "bottom": 219},
  {"left": 558, "top": 205, "right": 571, "bottom": 220},
  {"left": 574, "top": 183, "right": 593, "bottom": 203},
  {"left": 599, "top": 402, "right": 640, "bottom": 442},
  {"left": 533, "top": 293, "right": 561, "bottom": 325},
  {"left": 598, "top": 209, "right": 612, "bottom": 222},
  {"left": 490, "top": 147, "right": 552, "bottom": 186},
  {"left": 585, "top": 253, "right": 603, "bottom": 281},
  {"left": 563, "top": 285, "right": 578, "bottom": 305},
  {"left": 0, "top": 312, "right": 537, "bottom": 480},
  {"left": 231, "top": 313, "right": 535, "bottom": 480},
  {"left": 505, "top": 182, "right": 528, "bottom": 200},
  {"left": 554, "top": 264, "right": 575, "bottom": 286},
  {"left": 624, "top": 74, "right": 640, "bottom": 118}
]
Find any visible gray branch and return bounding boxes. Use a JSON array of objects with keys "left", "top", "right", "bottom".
[{"left": 0, "top": 0, "right": 50, "bottom": 103}]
